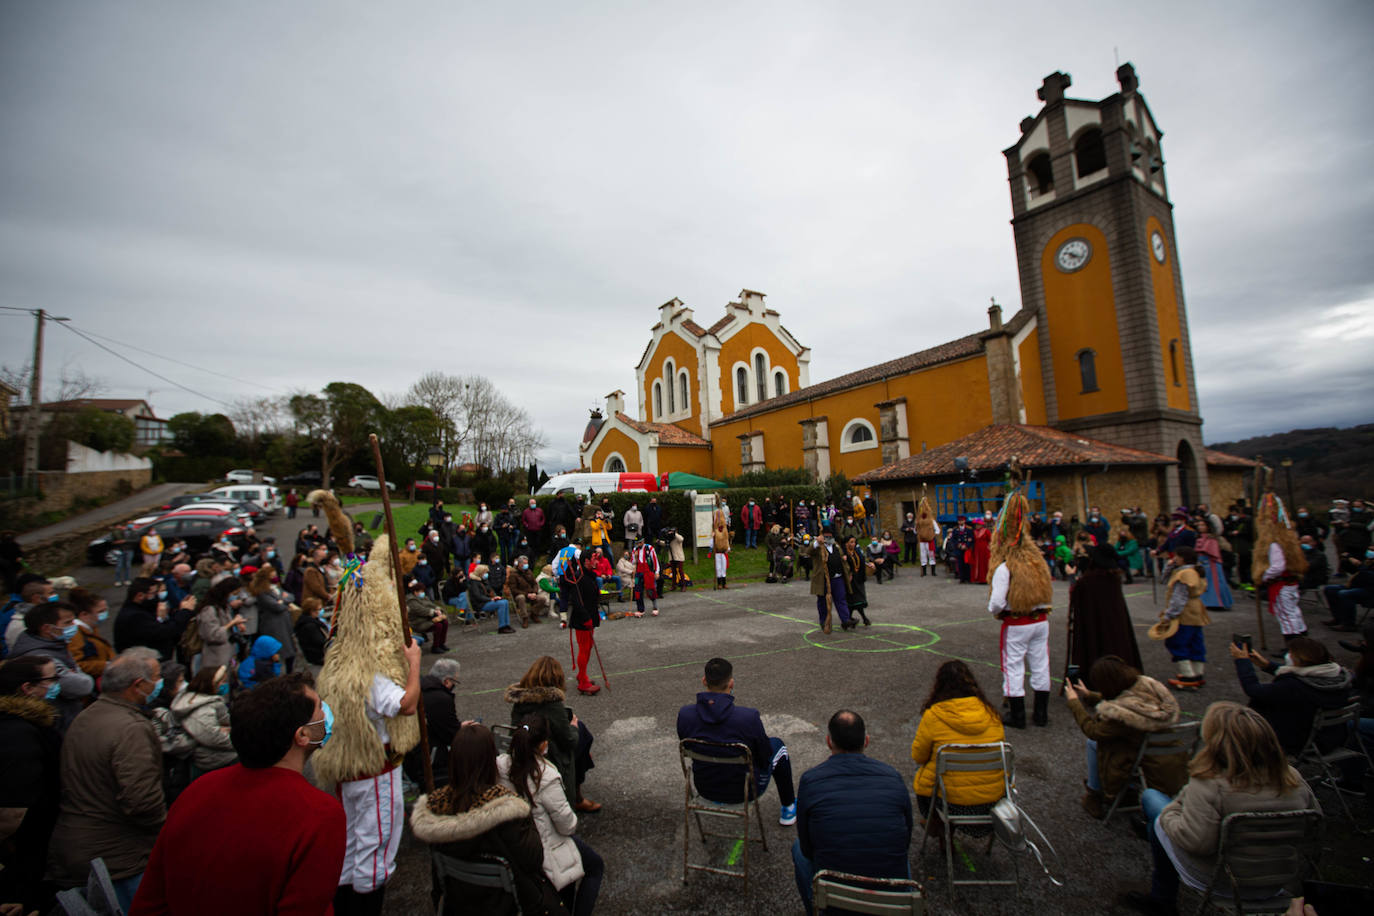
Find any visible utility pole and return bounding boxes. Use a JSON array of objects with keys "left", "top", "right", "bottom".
[{"left": 23, "top": 309, "right": 46, "bottom": 482}]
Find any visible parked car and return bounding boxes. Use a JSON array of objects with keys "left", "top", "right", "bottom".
[
  {"left": 347, "top": 474, "right": 395, "bottom": 492},
  {"left": 282, "top": 470, "right": 323, "bottom": 486},
  {"left": 86, "top": 512, "right": 253, "bottom": 566},
  {"left": 207, "top": 484, "right": 280, "bottom": 513},
  {"left": 414, "top": 480, "right": 436, "bottom": 494},
  {"left": 225, "top": 469, "right": 276, "bottom": 485},
  {"left": 165, "top": 500, "right": 263, "bottom": 524}
]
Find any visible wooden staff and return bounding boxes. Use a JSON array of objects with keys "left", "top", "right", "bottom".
[
  {"left": 369, "top": 433, "right": 434, "bottom": 793},
  {"left": 1252, "top": 456, "right": 1268, "bottom": 652}
]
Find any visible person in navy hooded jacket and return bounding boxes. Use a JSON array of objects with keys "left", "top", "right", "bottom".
[
  {"left": 676, "top": 657, "right": 796, "bottom": 825},
  {"left": 237, "top": 634, "right": 282, "bottom": 690}
]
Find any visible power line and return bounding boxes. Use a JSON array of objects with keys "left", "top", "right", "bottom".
[
  {"left": 54, "top": 320, "right": 234, "bottom": 409},
  {"left": 69, "top": 325, "right": 280, "bottom": 393}
]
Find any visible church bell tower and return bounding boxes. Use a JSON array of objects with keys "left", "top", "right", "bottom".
[{"left": 1004, "top": 63, "right": 1208, "bottom": 507}]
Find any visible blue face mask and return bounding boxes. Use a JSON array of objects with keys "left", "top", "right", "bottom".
[
  {"left": 97, "top": 610, "right": 109, "bottom": 622},
  {"left": 267, "top": 550, "right": 276, "bottom": 559},
  {"left": 46, "top": 594, "right": 59, "bottom": 603},
  {"left": 146, "top": 678, "right": 164, "bottom": 702},
  {"left": 158, "top": 590, "right": 168, "bottom": 601},
  {"left": 308, "top": 701, "right": 334, "bottom": 747},
  {"left": 60, "top": 623, "right": 78, "bottom": 640},
  {"left": 216, "top": 682, "right": 230, "bottom": 696},
  {"left": 44, "top": 680, "right": 61, "bottom": 701}
]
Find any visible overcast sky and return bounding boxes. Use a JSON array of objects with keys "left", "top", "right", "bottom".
[{"left": 2, "top": 1, "right": 1371, "bottom": 469}]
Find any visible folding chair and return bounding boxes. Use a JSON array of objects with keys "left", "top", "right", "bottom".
[
  {"left": 1291, "top": 701, "right": 1372, "bottom": 828},
  {"left": 1191, "top": 809, "right": 1322, "bottom": 915},
  {"left": 919, "top": 742, "right": 1016, "bottom": 889},
  {"left": 1102, "top": 721, "right": 1202, "bottom": 824},
  {"left": 431, "top": 849, "right": 522, "bottom": 916},
  {"left": 492, "top": 723, "right": 516, "bottom": 755},
  {"left": 679, "top": 738, "right": 769, "bottom": 889},
  {"left": 813, "top": 869, "right": 926, "bottom": 915},
  {"left": 54, "top": 857, "right": 123, "bottom": 916}
]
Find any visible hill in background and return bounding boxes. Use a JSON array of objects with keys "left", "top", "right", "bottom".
[{"left": 1208, "top": 423, "right": 1374, "bottom": 510}]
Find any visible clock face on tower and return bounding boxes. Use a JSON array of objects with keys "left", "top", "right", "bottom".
[
  {"left": 1151, "top": 230, "right": 1167, "bottom": 264},
  {"left": 1054, "top": 238, "right": 1092, "bottom": 273}
]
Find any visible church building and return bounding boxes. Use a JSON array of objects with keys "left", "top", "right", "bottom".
[{"left": 580, "top": 64, "right": 1247, "bottom": 516}]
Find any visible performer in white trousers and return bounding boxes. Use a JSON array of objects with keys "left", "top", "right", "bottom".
[
  {"left": 985, "top": 475, "right": 1054, "bottom": 729},
  {"left": 1252, "top": 492, "right": 1309, "bottom": 646},
  {"left": 916, "top": 497, "right": 941, "bottom": 577}
]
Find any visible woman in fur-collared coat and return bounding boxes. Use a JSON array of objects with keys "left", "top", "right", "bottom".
[
  {"left": 410, "top": 723, "right": 566, "bottom": 916},
  {"left": 1064, "top": 655, "right": 1188, "bottom": 818}
]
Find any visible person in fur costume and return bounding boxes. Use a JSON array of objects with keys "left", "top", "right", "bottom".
[
  {"left": 916, "top": 496, "right": 941, "bottom": 577},
  {"left": 1252, "top": 492, "right": 1309, "bottom": 645},
  {"left": 987, "top": 478, "right": 1054, "bottom": 729},
  {"left": 307, "top": 489, "right": 423, "bottom": 916}
]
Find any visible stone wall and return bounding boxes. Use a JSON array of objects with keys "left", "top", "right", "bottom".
[{"left": 1207, "top": 468, "right": 1248, "bottom": 512}]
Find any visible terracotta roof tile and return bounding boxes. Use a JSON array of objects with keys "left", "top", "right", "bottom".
[
  {"left": 853, "top": 424, "right": 1176, "bottom": 483},
  {"left": 681, "top": 319, "right": 707, "bottom": 337},
  {"left": 706, "top": 315, "right": 733, "bottom": 336},
  {"left": 1203, "top": 448, "right": 1259, "bottom": 468},
  {"left": 711, "top": 331, "right": 986, "bottom": 426},
  {"left": 614, "top": 412, "right": 711, "bottom": 448}
]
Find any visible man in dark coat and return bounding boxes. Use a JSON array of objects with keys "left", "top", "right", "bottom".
[
  {"left": 792, "top": 710, "right": 911, "bottom": 916},
  {"left": 404, "top": 658, "right": 464, "bottom": 786},
  {"left": 113, "top": 578, "right": 180, "bottom": 660},
  {"left": 1230, "top": 637, "right": 1354, "bottom": 754},
  {"left": 642, "top": 496, "right": 663, "bottom": 543},
  {"left": 1067, "top": 546, "right": 1143, "bottom": 679},
  {"left": 547, "top": 495, "right": 576, "bottom": 544},
  {"left": 1223, "top": 506, "right": 1255, "bottom": 586},
  {"left": 947, "top": 518, "right": 975, "bottom": 583}
]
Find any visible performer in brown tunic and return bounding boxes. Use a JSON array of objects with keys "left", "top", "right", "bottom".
[{"left": 1066, "top": 544, "right": 1143, "bottom": 683}]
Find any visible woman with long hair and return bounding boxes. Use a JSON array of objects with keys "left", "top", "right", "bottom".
[
  {"left": 282, "top": 553, "right": 307, "bottom": 605},
  {"left": 195, "top": 577, "right": 248, "bottom": 671},
  {"left": 409, "top": 724, "right": 565, "bottom": 915},
  {"left": 1191, "top": 520, "right": 1234, "bottom": 612},
  {"left": 169, "top": 665, "right": 237, "bottom": 776},
  {"left": 910, "top": 660, "right": 1006, "bottom": 844},
  {"left": 1120, "top": 702, "right": 1317, "bottom": 915},
  {"left": 505, "top": 655, "right": 600, "bottom": 813},
  {"left": 248, "top": 566, "right": 297, "bottom": 673},
  {"left": 1064, "top": 655, "right": 1186, "bottom": 819},
  {"left": 499, "top": 714, "right": 604, "bottom": 916}
]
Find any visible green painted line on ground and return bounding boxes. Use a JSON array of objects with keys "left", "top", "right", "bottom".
[{"left": 727, "top": 837, "right": 744, "bottom": 866}]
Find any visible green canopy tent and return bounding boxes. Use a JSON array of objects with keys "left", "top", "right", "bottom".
[{"left": 663, "top": 471, "right": 726, "bottom": 491}]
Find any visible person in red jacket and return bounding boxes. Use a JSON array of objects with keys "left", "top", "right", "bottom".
[
  {"left": 131, "top": 673, "right": 345, "bottom": 916},
  {"left": 740, "top": 499, "right": 764, "bottom": 548}
]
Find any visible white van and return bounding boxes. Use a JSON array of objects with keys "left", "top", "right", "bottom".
[
  {"left": 208, "top": 483, "right": 280, "bottom": 513},
  {"left": 535, "top": 472, "right": 660, "bottom": 498}
]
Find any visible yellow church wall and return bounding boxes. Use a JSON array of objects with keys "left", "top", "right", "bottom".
[
  {"left": 656, "top": 445, "right": 714, "bottom": 476},
  {"left": 717, "top": 322, "right": 801, "bottom": 416},
  {"left": 642, "top": 332, "right": 700, "bottom": 423},
  {"left": 707, "top": 354, "right": 993, "bottom": 479},
  {"left": 1041, "top": 224, "right": 1130, "bottom": 420},
  {"left": 1147, "top": 216, "right": 1191, "bottom": 412},
  {"left": 589, "top": 428, "right": 641, "bottom": 473},
  {"left": 1018, "top": 328, "right": 1047, "bottom": 425}
]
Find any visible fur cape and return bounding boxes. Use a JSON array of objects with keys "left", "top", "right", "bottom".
[
  {"left": 503, "top": 683, "right": 565, "bottom": 706},
  {"left": 0, "top": 693, "right": 58, "bottom": 728},
  {"left": 310, "top": 493, "right": 418, "bottom": 785},
  {"left": 409, "top": 790, "right": 531, "bottom": 845},
  {"left": 989, "top": 488, "right": 1053, "bottom": 612},
  {"left": 1252, "top": 492, "right": 1307, "bottom": 584},
  {"left": 916, "top": 496, "right": 937, "bottom": 542},
  {"left": 1095, "top": 676, "right": 1179, "bottom": 732}
]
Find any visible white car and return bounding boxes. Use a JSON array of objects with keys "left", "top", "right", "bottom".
[
  {"left": 224, "top": 469, "right": 277, "bottom": 485},
  {"left": 347, "top": 474, "right": 395, "bottom": 492}
]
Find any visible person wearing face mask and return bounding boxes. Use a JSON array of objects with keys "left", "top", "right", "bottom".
[
  {"left": 66, "top": 587, "right": 116, "bottom": 678},
  {"left": 468, "top": 564, "right": 514, "bottom": 634},
  {"left": 195, "top": 578, "right": 249, "bottom": 673},
  {"left": 1150, "top": 546, "right": 1210, "bottom": 691},
  {"left": 0, "top": 655, "right": 64, "bottom": 912},
  {"left": 496, "top": 500, "right": 520, "bottom": 565},
  {"left": 11, "top": 600, "right": 94, "bottom": 732},
  {"left": 135, "top": 672, "right": 347, "bottom": 914},
  {"left": 623, "top": 502, "right": 645, "bottom": 551},
  {"left": 170, "top": 664, "right": 237, "bottom": 777},
  {"left": 505, "top": 555, "right": 550, "bottom": 627},
  {"left": 738, "top": 499, "right": 762, "bottom": 549},
  {"left": 398, "top": 537, "right": 422, "bottom": 578},
  {"left": 522, "top": 498, "right": 547, "bottom": 556},
  {"left": 49, "top": 648, "right": 167, "bottom": 908},
  {"left": 2, "top": 576, "right": 55, "bottom": 656},
  {"left": 302, "top": 544, "right": 334, "bottom": 609},
  {"left": 476, "top": 502, "right": 494, "bottom": 529},
  {"left": 587, "top": 510, "right": 612, "bottom": 562},
  {"left": 1297, "top": 534, "right": 1330, "bottom": 592},
  {"left": 472, "top": 519, "right": 498, "bottom": 566},
  {"left": 247, "top": 567, "right": 298, "bottom": 673},
  {"left": 406, "top": 578, "right": 451, "bottom": 654},
  {"left": 113, "top": 577, "right": 180, "bottom": 661},
  {"left": 808, "top": 531, "right": 853, "bottom": 634},
  {"left": 1228, "top": 635, "right": 1355, "bottom": 757}
]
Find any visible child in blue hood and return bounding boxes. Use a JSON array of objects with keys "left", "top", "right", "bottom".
[{"left": 237, "top": 634, "right": 283, "bottom": 690}]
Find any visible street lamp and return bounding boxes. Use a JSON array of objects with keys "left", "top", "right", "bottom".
[{"left": 426, "top": 447, "right": 445, "bottom": 507}]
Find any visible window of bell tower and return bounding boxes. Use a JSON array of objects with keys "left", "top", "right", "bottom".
[
  {"left": 1077, "top": 348, "right": 1099, "bottom": 393},
  {"left": 1026, "top": 152, "right": 1054, "bottom": 195},
  {"left": 1074, "top": 128, "right": 1107, "bottom": 177}
]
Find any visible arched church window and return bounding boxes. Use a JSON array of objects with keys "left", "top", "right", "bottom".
[
  {"left": 1169, "top": 339, "right": 1181, "bottom": 386},
  {"left": 679, "top": 371, "right": 689, "bottom": 414},
  {"left": 666, "top": 359, "right": 676, "bottom": 413},
  {"left": 736, "top": 367, "right": 749, "bottom": 406},
  {"left": 1026, "top": 152, "right": 1054, "bottom": 195},
  {"left": 1075, "top": 128, "right": 1107, "bottom": 177},
  {"left": 755, "top": 353, "right": 767, "bottom": 401},
  {"left": 849, "top": 424, "right": 874, "bottom": 444},
  {"left": 1077, "top": 348, "right": 1099, "bottom": 393},
  {"left": 774, "top": 370, "right": 786, "bottom": 398},
  {"left": 653, "top": 382, "right": 662, "bottom": 419},
  {"left": 605, "top": 455, "right": 626, "bottom": 473}
]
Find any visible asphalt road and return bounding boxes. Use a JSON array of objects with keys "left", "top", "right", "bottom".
[
  {"left": 65, "top": 511, "right": 1373, "bottom": 914},
  {"left": 17, "top": 481, "right": 208, "bottom": 545}
]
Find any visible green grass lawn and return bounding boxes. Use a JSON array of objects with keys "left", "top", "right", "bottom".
[
  {"left": 352, "top": 502, "right": 477, "bottom": 540},
  {"left": 682, "top": 544, "right": 772, "bottom": 583}
]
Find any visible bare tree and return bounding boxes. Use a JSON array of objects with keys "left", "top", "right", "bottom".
[
  {"left": 0, "top": 362, "right": 106, "bottom": 406},
  {"left": 402, "top": 371, "right": 545, "bottom": 477}
]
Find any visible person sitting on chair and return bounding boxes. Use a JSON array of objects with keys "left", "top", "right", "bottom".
[
  {"left": 792, "top": 710, "right": 912, "bottom": 916},
  {"left": 1228, "top": 636, "right": 1354, "bottom": 756},
  {"left": 676, "top": 657, "right": 797, "bottom": 826}
]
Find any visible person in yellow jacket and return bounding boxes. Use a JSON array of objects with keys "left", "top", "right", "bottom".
[
  {"left": 588, "top": 511, "right": 612, "bottom": 561},
  {"left": 910, "top": 659, "right": 1007, "bottom": 841},
  {"left": 140, "top": 528, "right": 164, "bottom": 576},
  {"left": 67, "top": 586, "right": 117, "bottom": 677}
]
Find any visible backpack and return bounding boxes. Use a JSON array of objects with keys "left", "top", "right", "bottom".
[{"left": 180, "top": 615, "right": 204, "bottom": 657}]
